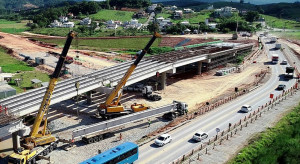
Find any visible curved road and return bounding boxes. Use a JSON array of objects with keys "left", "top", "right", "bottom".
[{"left": 136, "top": 37, "right": 297, "bottom": 164}]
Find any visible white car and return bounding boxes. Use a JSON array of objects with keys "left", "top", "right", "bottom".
[
  {"left": 155, "top": 134, "right": 172, "bottom": 146},
  {"left": 240, "top": 105, "right": 252, "bottom": 113},
  {"left": 192, "top": 132, "right": 208, "bottom": 142}
]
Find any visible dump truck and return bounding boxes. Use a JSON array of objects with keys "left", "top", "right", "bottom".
[{"left": 285, "top": 66, "right": 294, "bottom": 80}]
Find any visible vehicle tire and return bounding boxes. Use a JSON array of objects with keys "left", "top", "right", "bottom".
[
  {"left": 53, "top": 142, "right": 58, "bottom": 149},
  {"left": 49, "top": 145, "right": 54, "bottom": 152},
  {"left": 43, "top": 149, "right": 49, "bottom": 156},
  {"left": 94, "top": 136, "right": 99, "bottom": 142},
  {"left": 98, "top": 135, "right": 103, "bottom": 141},
  {"left": 88, "top": 138, "right": 95, "bottom": 144}
]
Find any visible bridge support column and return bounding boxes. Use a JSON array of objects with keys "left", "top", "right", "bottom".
[
  {"left": 12, "top": 131, "right": 20, "bottom": 151},
  {"left": 197, "top": 61, "right": 202, "bottom": 75},
  {"left": 160, "top": 72, "right": 167, "bottom": 90},
  {"left": 86, "top": 91, "right": 93, "bottom": 105}
]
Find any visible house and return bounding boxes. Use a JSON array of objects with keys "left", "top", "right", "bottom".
[
  {"left": 106, "top": 20, "right": 120, "bottom": 29},
  {"left": 205, "top": 19, "right": 217, "bottom": 29},
  {"left": 184, "top": 28, "right": 191, "bottom": 34},
  {"left": 123, "top": 19, "right": 143, "bottom": 29},
  {"left": 239, "top": 9, "right": 248, "bottom": 15},
  {"left": 156, "top": 17, "right": 172, "bottom": 29},
  {"left": 207, "top": 5, "right": 214, "bottom": 10},
  {"left": 156, "top": 16, "right": 165, "bottom": 23},
  {"left": 147, "top": 4, "right": 157, "bottom": 13},
  {"left": 214, "top": 6, "right": 238, "bottom": 17},
  {"left": 181, "top": 20, "right": 190, "bottom": 26},
  {"left": 80, "top": 17, "right": 91, "bottom": 25},
  {"left": 174, "top": 10, "right": 183, "bottom": 19},
  {"left": 135, "top": 9, "right": 148, "bottom": 18},
  {"left": 67, "top": 13, "right": 74, "bottom": 18},
  {"left": 59, "top": 16, "right": 68, "bottom": 23},
  {"left": 50, "top": 20, "right": 62, "bottom": 27},
  {"left": 170, "top": 5, "right": 177, "bottom": 11},
  {"left": 62, "top": 22, "right": 75, "bottom": 28},
  {"left": 183, "top": 8, "right": 194, "bottom": 14}
]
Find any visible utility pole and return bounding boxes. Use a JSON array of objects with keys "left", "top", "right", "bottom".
[{"left": 75, "top": 81, "right": 80, "bottom": 116}]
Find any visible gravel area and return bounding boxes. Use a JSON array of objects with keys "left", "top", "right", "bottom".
[{"left": 186, "top": 89, "right": 300, "bottom": 164}]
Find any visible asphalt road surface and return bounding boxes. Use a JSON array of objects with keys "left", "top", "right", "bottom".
[{"left": 136, "top": 37, "right": 297, "bottom": 164}]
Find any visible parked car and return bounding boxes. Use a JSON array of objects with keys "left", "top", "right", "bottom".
[
  {"left": 192, "top": 132, "right": 208, "bottom": 142},
  {"left": 281, "top": 60, "right": 288, "bottom": 65},
  {"left": 155, "top": 134, "right": 172, "bottom": 146},
  {"left": 276, "top": 84, "right": 286, "bottom": 90},
  {"left": 240, "top": 105, "right": 252, "bottom": 113}
]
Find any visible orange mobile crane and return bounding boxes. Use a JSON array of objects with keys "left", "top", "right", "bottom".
[
  {"left": 98, "top": 32, "right": 161, "bottom": 119},
  {"left": 8, "top": 31, "right": 75, "bottom": 164}
]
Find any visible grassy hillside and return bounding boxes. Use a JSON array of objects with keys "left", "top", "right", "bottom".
[
  {"left": 0, "top": 19, "right": 29, "bottom": 34},
  {"left": 34, "top": 37, "right": 162, "bottom": 51},
  {"left": 0, "top": 47, "right": 33, "bottom": 73},
  {"left": 262, "top": 14, "right": 300, "bottom": 30},
  {"left": 229, "top": 103, "right": 300, "bottom": 164},
  {"left": 271, "top": 31, "right": 300, "bottom": 40},
  {"left": 90, "top": 10, "right": 135, "bottom": 22}
]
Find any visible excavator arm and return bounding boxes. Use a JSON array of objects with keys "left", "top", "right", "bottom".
[
  {"left": 26, "top": 31, "right": 75, "bottom": 147},
  {"left": 99, "top": 32, "right": 161, "bottom": 114}
]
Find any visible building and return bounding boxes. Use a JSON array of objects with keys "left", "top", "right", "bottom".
[
  {"left": 59, "top": 16, "right": 68, "bottom": 23},
  {"left": 135, "top": 9, "right": 148, "bottom": 18},
  {"left": 147, "top": 4, "right": 157, "bottom": 13},
  {"left": 156, "top": 17, "right": 172, "bottom": 29},
  {"left": 181, "top": 20, "right": 190, "bottom": 26},
  {"left": 183, "top": 8, "right": 194, "bottom": 14},
  {"left": 50, "top": 20, "right": 62, "bottom": 28},
  {"left": 170, "top": 5, "right": 177, "bottom": 11},
  {"left": 174, "top": 10, "right": 183, "bottom": 19},
  {"left": 62, "top": 22, "right": 75, "bottom": 28},
  {"left": 0, "top": 82, "right": 16, "bottom": 99},
  {"left": 207, "top": 5, "right": 214, "bottom": 10},
  {"left": 80, "top": 17, "right": 92, "bottom": 25},
  {"left": 205, "top": 19, "right": 217, "bottom": 29},
  {"left": 214, "top": 6, "right": 238, "bottom": 17},
  {"left": 123, "top": 19, "right": 143, "bottom": 29}
]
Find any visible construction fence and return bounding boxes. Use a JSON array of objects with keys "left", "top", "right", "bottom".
[{"left": 171, "top": 82, "right": 299, "bottom": 164}]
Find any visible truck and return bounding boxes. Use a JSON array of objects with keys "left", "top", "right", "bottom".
[
  {"left": 270, "top": 37, "right": 277, "bottom": 43},
  {"left": 284, "top": 66, "right": 295, "bottom": 80},
  {"left": 142, "top": 86, "right": 162, "bottom": 101},
  {"left": 275, "top": 43, "right": 281, "bottom": 50},
  {"left": 73, "top": 101, "right": 188, "bottom": 144},
  {"left": 264, "top": 31, "right": 268, "bottom": 36},
  {"left": 271, "top": 54, "right": 279, "bottom": 64},
  {"left": 98, "top": 32, "right": 161, "bottom": 119},
  {"left": 8, "top": 31, "right": 75, "bottom": 164}
]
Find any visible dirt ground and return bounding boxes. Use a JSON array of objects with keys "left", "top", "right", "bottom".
[{"left": 0, "top": 32, "right": 115, "bottom": 69}]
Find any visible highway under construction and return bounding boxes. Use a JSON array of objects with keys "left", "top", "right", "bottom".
[{"left": 0, "top": 32, "right": 258, "bottom": 164}]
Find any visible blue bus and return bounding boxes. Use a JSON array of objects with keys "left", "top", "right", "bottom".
[{"left": 80, "top": 142, "right": 139, "bottom": 164}]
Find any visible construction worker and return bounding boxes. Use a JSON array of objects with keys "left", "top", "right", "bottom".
[
  {"left": 148, "top": 119, "right": 151, "bottom": 127},
  {"left": 119, "top": 133, "right": 122, "bottom": 140}
]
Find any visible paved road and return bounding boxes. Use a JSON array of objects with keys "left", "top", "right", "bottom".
[{"left": 136, "top": 37, "right": 297, "bottom": 164}]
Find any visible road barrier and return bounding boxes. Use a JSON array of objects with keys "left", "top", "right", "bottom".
[{"left": 172, "top": 81, "right": 299, "bottom": 164}]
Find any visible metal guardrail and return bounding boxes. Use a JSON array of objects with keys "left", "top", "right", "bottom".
[{"left": 72, "top": 103, "right": 177, "bottom": 140}]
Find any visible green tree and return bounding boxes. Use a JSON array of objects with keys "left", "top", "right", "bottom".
[
  {"left": 147, "top": 22, "right": 159, "bottom": 33},
  {"left": 244, "top": 11, "right": 259, "bottom": 23}
]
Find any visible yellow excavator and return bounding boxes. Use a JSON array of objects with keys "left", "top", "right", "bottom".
[
  {"left": 98, "top": 32, "right": 161, "bottom": 119},
  {"left": 8, "top": 31, "right": 75, "bottom": 164}
]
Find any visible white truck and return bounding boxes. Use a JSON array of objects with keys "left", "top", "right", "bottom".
[
  {"left": 270, "top": 37, "right": 277, "bottom": 43},
  {"left": 271, "top": 54, "right": 279, "bottom": 64},
  {"left": 275, "top": 43, "right": 281, "bottom": 50}
]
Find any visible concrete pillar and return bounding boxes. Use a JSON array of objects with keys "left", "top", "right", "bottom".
[
  {"left": 160, "top": 72, "right": 167, "bottom": 90},
  {"left": 86, "top": 91, "right": 93, "bottom": 105},
  {"left": 12, "top": 131, "right": 20, "bottom": 151},
  {"left": 197, "top": 61, "right": 202, "bottom": 75}
]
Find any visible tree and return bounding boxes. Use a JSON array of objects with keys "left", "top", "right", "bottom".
[
  {"left": 147, "top": 22, "right": 159, "bottom": 33},
  {"left": 244, "top": 11, "right": 259, "bottom": 23}
]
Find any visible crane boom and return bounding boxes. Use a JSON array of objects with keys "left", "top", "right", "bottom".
[
  {"left": 26, "top": 31, "right": 75, "bottom": 147},
  {"left": 99, "top": 32, "right": 161, "bottom": 115}
]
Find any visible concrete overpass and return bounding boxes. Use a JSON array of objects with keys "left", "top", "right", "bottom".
[{"left": 0, "top": 43, "right": 253, "bottom": 121}]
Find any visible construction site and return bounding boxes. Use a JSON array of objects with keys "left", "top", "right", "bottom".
[{"left": 0, "top": 31, "right": 269, "bottom": 164}]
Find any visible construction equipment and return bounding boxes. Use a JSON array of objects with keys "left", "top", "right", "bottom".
[
  {"left": 284, "top": 66, "right": 295, "bottom": 80},
  {"left": 162, "top": 101, "right": 188, "bottom": 120},
  {"left": 8, "top": 31, "right": 75, "bottom": 164},
  {"left": 142, "top": 86, "right": 162, "bottom": 101},
  {"left": 98, "top": 32, "right": 161, "bottom": 119}
]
